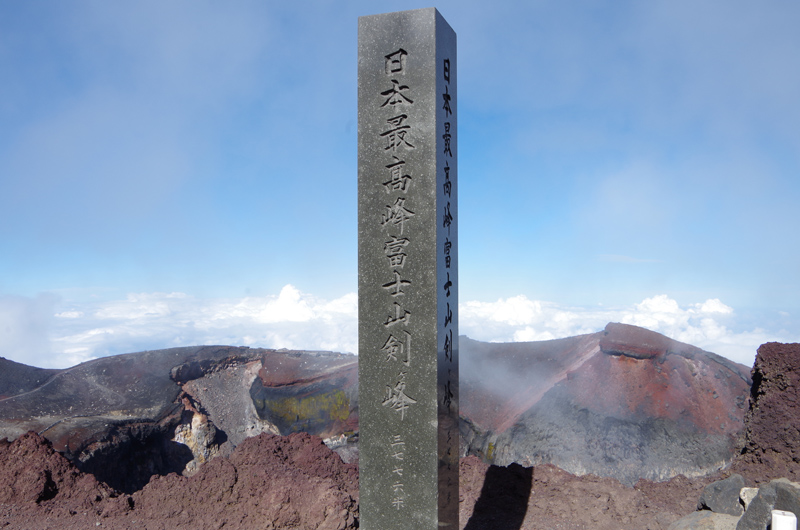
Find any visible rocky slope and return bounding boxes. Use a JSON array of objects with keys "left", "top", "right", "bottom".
[
  {"left": 0, "top": 357, "right": 59, "bottom": 400},
  {"left": 0, "top": 323, "right": 752, "bottom": 488},
  {"left": 658, "top": 341, "right": 800, "bottom": 530},
  {"left": 0, "top": 346, "right": 358, "bottom": 492},
  {"left": 1, "top": 339, "right": 798, "bottom": 529},
  {"left": 460, "top": 323, "right": 752, "bottom": 485},
  {"left": 0, "top": 430, "right": 359, "bottom": 530},
  {"left": 0, "top": 428, "right": 720, "bottom": 530}
]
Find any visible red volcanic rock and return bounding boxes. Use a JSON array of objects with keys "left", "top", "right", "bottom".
[
  {"left": 460, "top": 323, "right": 752, "bottom": 485},
  {"left": 591, "top": 324, "right": 750, "bottom": 436},
  {"left": 0, "top": 431, "right": 114, "bottom": 511},
  {"left": 255, "top": 350, "right": 355, "bottom": 386},
  {"left": 0, "top": 325, "right": 760, "bottom": 509},
  {"left": 460, "top": 323, "right": 750, "bottom": 438},
  {"left": 600, "top": 322, "right": 707, "bottom": 360},
  {"left": 2, "top": 430, "right": 720, "bottom": 530},
  {"left": 732, "top": 342, "right": 800, "bottom": 483},
  {"left": 569, "top": 333, "right": 748, "bottom": 436},
  {"left": 131, "top": 432, "right": 359, "bottom": 529},
  {"left": 1, "top": 431, "right": 359, "bottom": 530}
]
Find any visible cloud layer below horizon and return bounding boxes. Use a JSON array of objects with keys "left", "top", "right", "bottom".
[{"left": 0, "top": 285, "right": 791, "bottom": 370}]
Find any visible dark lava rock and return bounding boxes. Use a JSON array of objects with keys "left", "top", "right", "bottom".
[
  {"left": 0, "top": 357, "right": 59, "bottom": 400},
  {"left": 732, "top": 342, "right": 800, "bottom": 483},
  {"left": 697, "top": 474, "right": 745, "bottom": 516},
  {"left": 74, "top": 415, "right": 196, "bottom": 494},
  {"left": 0, "top": 346, "right": 236, "bottom": 453},
  {"left": 735, "top": 479, "right": 800, "bottom": 530}
]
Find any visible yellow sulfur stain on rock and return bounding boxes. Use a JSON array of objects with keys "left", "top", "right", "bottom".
[{"left": 260, "top": 390, "right": 350, "bottom": 433}]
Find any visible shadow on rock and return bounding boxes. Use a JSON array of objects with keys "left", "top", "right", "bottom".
[
  {"left": 77, "top": 427, "right": 195, "bottom": 494},
  {"left": 464, "top": 462, "right": 532, "bottom": 530}
]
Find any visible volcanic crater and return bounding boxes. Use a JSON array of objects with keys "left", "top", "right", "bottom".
[{"left": 1, "top": 323, "right": 792, "bottom": 530}]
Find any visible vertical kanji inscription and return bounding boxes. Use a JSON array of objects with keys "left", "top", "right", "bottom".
[{"left": 358, "top": 8, "right": 457, "bottom": 530}]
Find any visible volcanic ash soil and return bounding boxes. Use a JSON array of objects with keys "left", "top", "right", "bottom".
[
  {"left": 1, "top": 429, "right": 718, "bottom": 530},
  {"left": 0, "top": 431, "right": 359, "bottom": 530}
]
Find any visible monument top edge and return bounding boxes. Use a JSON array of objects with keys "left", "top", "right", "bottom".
[
  {"left": 358, "top": 6, "right": 438, "bottom": 19},
  {"left": 358, "top": 7, "right": 455, "bottom": 35}
]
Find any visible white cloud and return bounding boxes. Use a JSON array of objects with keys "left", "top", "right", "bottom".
[
  {"left": 695, "top": 298, "right": 734, "bottom": 314},
  {"left": 0, "top": 294, "right": 59, "bottom": 366},
  {"left": 55, "top": 310, "right": 84, "bottom": 319},
  {"left": 2, "top": 288, "right": 796, "bottom": 370},
  {"left": 462, "top": 295, "right": 545, "bottom": 327},
  {"left": 622, "top": 294, "right": 685, "bottom": 329},
  {"left": 460, "top": 296, "right": 600, "bottom": 343},
  {"left": 512, "top": 327, "right": 556, "bottom": 342},
  {"left": 41, "top": 285, "right": 358, "bottom": 368},
  {"left": 461, "top": 293, "right": 793, "bottom": 367},
  {"left": 231, "top": 285, "right": 317, "bottom": 323},
  {"left": 94, "top": 292, "right": 185, "bottom": 320}
]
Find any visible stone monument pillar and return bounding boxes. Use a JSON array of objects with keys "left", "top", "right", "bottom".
[{"left": 357, "top": 7, "right": 459, "bottom": 530}]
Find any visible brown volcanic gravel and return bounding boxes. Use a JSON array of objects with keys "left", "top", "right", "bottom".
[
  {"left": 1, "top": 430, "right": 719, "bottom": 530},
  {"left": 459, "top": 456, "right": 716, "bottom": 530},
  {"left": 0, "top": 431, "right": 115, "bottom": 511},
  {"left": 1, "top": 431, "right": 359, "bottom": 530}
]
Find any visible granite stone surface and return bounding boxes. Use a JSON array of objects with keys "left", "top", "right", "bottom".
[{"left": 357, "top": 8, "right": 458, "bottom": 529}]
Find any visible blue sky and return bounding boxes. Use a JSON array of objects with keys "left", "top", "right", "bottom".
[{"left": 1, "top": 1, "right": 798, "bottom": 368}]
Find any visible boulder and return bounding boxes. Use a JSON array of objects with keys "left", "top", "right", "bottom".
[
  {"left": 698, "top": 474, "right": 745, "bottom": 516},
  {"left": 739, "top": 487, "right": 759, "bottom": 511},
  {"left": 736, "top": 480, "right": 800, "bottom": 530}
]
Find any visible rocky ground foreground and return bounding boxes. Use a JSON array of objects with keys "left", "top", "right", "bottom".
[
  {"left": 1, "top": 341, "right": 798, "bottom": 529},
  {"left": 0, "top": 428, "right": 716, "bottom": 530}
]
